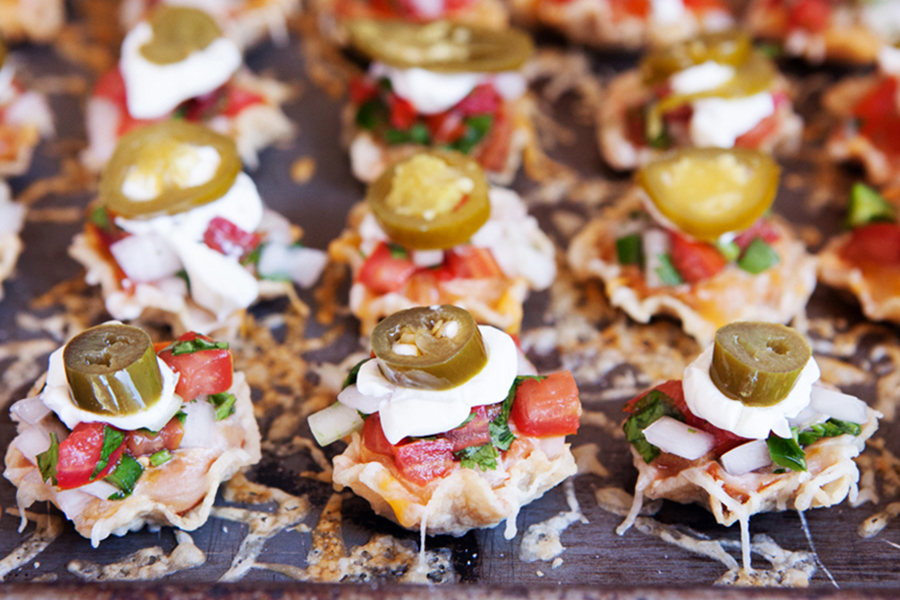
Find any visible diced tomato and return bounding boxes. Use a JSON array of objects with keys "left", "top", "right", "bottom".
[
  {"left": 393, "top": 437, "right": 455, "bottom": 486},
  {"left": 682, "top": 0, "right": 726, "bottom": 13},
  {"left": 158, "top": 332, "right": 234, "bottom": 401},
  {"left": 222, "top": 86, "right": 265, "bottom": 118},
  {"left": 203, "top": 217, "right": 261, "bottom": 260},
  {"left": 474, "top": 107, "right": 511, "bottom": 173},
  {"left": 93, "top": 68, "right": 129, "bottom": 106},
  {"left": 734, "top": 113, "right": 780, "bottom": 148},
  {"left": 669, "top": 231, "right": 728, "bottom": 284},
  {"left": 182, "top": 89, "right": 223, "bottom": 122},
  {"left": 733, "top": 219, "right": 780, "bottom": 250},
  {"left": 852, "top": 78, "right": 900, "bottom": 156},
  {"left": 387, "top": 93, "right": 418, "bottom": 130},
  {"left": 840, "top": 222, "right": 900, "bottom": 265},
  {"left": 610, "top": 0, "right": 650, "bottom": 18},
  {"left": 424, "top": 111, "right": 467, "bottom": 144},
  {"left": 444, "top": 0, "right": 475, "bottom": 11},
  {"left": 444, "top": 246, "right": 504, "bottom": 279},
  {"left": 349, "top": 77, "right": 380, "bottom": 105},
  {"left": 444, "top": 404, "right": 500, "bottom": 453},
  {"left": 125, "top": 417, "right": 185, "bottom": 457},
  {"left": 57, "top": 422, "right": 125, "bottom": 490},
  {"left": 624, "top": 379, "right": 684, "bottom": 414},
  {"left": 455, "top": 84, "right": 501, "bottom": 117},
  {"left": 362, "top": 413, "right": 395, "bottom": 456},
  {"left": 511, "top": 371, "right": 582, "bottom": 438},
  {"left": 358, "top": 242, "right": 417, "bottom": 293},
  {"left": 787, "top": 0, "right": 831, "bottom": 32}
]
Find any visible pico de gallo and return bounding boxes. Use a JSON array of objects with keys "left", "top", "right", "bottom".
[
  {"left": 837, "top": 183, "right": 900, "bottom": 266},
  {"left": 31, "top": 326, "right": 238, "bottom": 500},
  {"left": 309, "top": 305, "right": 582, "bottom": 488},
  {"left": 547, "top": 0, "right": 730, "bottom": 24}
]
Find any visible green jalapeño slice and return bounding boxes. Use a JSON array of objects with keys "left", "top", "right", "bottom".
[
  {"left": 141, "top": 5, "right": 222, "bottom": 65},
  {"left": 345, "top": 19, "right": 533, "bottom": 73},
  {"left": 637, "top": 147, "right": 780, "bottom": 242},
  {"left": 0, "top": 39, "right": 7, "bottom": 71},
  {"left": 99, "top": 121, "right": 241, "bottom": 219},
  {"left": 64, "top": 324, "right": 164, "bottom": 416},
  {"left": 710, "top": 322, "right": 812, "bottom": 407},
  {"left": 372, "top": 305, "right": 488, "bottom": 390},
  {"left": 367, "top": 151, "right": 490, "bottom": 250},
  {"left": 641, "top": 31, "right": 753, "bottom": 86}
]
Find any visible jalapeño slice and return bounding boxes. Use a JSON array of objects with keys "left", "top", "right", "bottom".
[
  {"left": 345, "top": 19, "right": 533, "bottom": 73},
  {"left": 710, "top": 322, "right": 811, "bottom": 407},
  {"left": 367, "top": 150, "right": 490, "bottom": 250},
  {"left": 64, "top": 324, "right": 164, "bottom": 416},
  {"left": 637, "top": 147, "right": 780, "bottom": 242},
  {"left": 140, "top": 5, "right": 222, "bottom": 65},
  {"left": 99, "top": 121, "right": 241, "bottom": 219},
  {"left": 0, "top": 39, "right": 7, "bottom": 70},
  {"left": 641, "top": 31, "right": 753, "bottom": 86},
  {"left": 372, "top": 305, "right": 488, "bottom": 390}
]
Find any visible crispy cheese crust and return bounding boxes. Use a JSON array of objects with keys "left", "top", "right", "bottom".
[
  {"left": 567, "top": 190, "right": 818, "bottom": 347},
  {"left": 597, "top": 70, "right": 803, "bottom": 171},
  {"left": 4, "top": 372, "right": 262, "bottom": 547},
  {"left": 333, "top": 432, "right": 576, "bottom": 537}
]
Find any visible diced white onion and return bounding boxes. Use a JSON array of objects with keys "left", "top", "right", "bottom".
[
  {"left": 79, "top": 479, "right": 119, "bottom": 500},
  {"left": 179, "top": 401, "right": 217, "bottom": 449},
  {"left": 809, "top": 386, "right": 869, "bottom": 425},
  {"left": 642, "top": 228, "right": 671, "bottom": 289},
  {"left": 257, "top": 243, "right": 328, "bottom": 289},
  {"left": 308, "top": 402, "right": 365, "bottom": 447},
  {"left": 55, "top": 489, "right": 95, "bottom": 517},
  {"left": 12, "top": 426, "right": 51, "bottom": 464},
  {"left": 720, "top": 439, "right": 772, "bottom": 476},
  {"left": 110, "top": 234, "right": 182, "bottom": 283},
  {"left": 10, "top": 396, "right": 52, "bottom": 426},
  {"left": 257, "top": 209, "right": 295, "bottom": 245},
  {"left": 643, "top": 416, "right": 715, "bottom": 460},
  {"left": 412, "top": 250, "right": 444, "bottom": 268}
]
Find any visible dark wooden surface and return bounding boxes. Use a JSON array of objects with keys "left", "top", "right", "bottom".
[{"left": 2, "top": 12, "right": 900, "bottom": 595}]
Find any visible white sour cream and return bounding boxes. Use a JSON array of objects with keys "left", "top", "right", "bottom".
[
  {"left": 879, "top": 44, "right": 900, "bottom": 79},
  {"left": 682, "top": 345, "right": 821, "bottom": 440},
  {"left": 338, "top": 325, "right": 518, "bottom": 444},
  {"left": 863, "top": 1, "right": 900, "bottom": 46},
  {"left": 40, "top": 341, "right": 181, "bottom": 432},
  {"left": 370, "top": 63, "right": 527, "bottom": 115},
  {"left": 689, "top": 91, "right": 775, "bottom": 148},
  {"left": 120, "top": 21, "right": 242, "bottom": 119},
  {"left": 650, "top": 0, "right": 686, "bottom": 24},
  {"left": 669, "top": 61, "right": 736, "bottom": 96}
]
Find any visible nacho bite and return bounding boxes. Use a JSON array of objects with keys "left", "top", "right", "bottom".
[
  {"left": 618, "top": 321, "right": 880, "bottom": 572},
  {"left": 309, "top": 305, "right": 581, "bottom": 537},
  {"left": 4, "top": 323, "right": 261, "bottom": 547},
  {"left": 328, "top": 150, "right": 556, "bottom": 335},
  {"left": 70, "top": 121, "right": 327, "bottom": 338},
  {"left": 568, "top": 147, "right": 817, "bottom": 347},
  {"left": 0, "top": 40, "right": 54, "bottom": 176}
]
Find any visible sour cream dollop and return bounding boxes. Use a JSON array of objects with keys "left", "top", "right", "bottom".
[
  {"left": 40, "top": 341, "right": 181, "bottom": 432},
  {"left": 682, "top": 344, "right": 821, "bottom": 440},
  {"left": 120, "top": 20, "right": 241, "bottom": 119},
  {"left": 338, "top": 325, "right": 518, "bottom": 444}
]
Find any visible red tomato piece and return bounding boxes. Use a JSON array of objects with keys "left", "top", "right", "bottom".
[
  {"left": 222, "top": 86, "right": 266, "bottom": 117},
  {"left": 182, "top": 88, "right": 222, "bottom": 121},
  {"left": 853, "top": 78, "right": 900, "bottom": 156},
  {"left": 203, "top": 216, "right": 261, "bottom": 260},
  {"left": 125, "top": 417, "right": 185, "bottom": 457},
  {"left": 511, "top": 371, "right": 582, "bottom": 438},
  {"left": 349, "top": 77, "right": 380, "bottom": 105},
  {"left": 357, "top": 242, "right": 418, "bottom": 293},
  {"left": 93, "top": 67, "right": 129, "bottom": 106},
  {"left": 57, "top": 422, "right": 125, "bottom": 489},
  {"left": 455, "top": 84, "right": 501, "bottom": 117},
  {"left": 158, "top": 332, "right": 234, "bottom": 401},
  {"left": 388, "top": 94, "right": 418, "bottom": 130},
  {"left": 362, "top": 413, "right": 395, "bottom": 456},
  {"left": 424, "top": 111, "right": 467, "bottom": 144},
  {"left": 682, "top": 0, "right": 726, "bottom": 13},
  {"left": 444, "top": 0, "right": 475, "bottom": 11},
  {"left": 393, "top": 437, "right": 455, "bottom": 486},
  {"left": 840, "top": 222, "right": 900, "bottom": 265},
  {"left": 445, "top": 246, "right": 504, "bottom": 279},
  {"left": 610, "top": 0, "right": 650, "bottom": 18},
  {"left": 787, "top": 0, "right": 831, "bottom": 32},
  {"left": 473, "top": 107, "right": 511, "bottom": 172},
  {"left": 444, "top": 404, "right": 500, "bottom": 453},
  {"left": 669, "top": 231, "right": 728, "bottom": 284},
  {"left": 733, "top": 219, "right": 780, "bottom": 251}
]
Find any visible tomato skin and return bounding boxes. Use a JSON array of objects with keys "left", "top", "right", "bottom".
[
  {"left": 203, "top": 216, "right": 261, "bottom": 260},
  {"left": 125, "top": 417, "right": 184, "bottom": 457},
  {"left": 444, "top": 246, "right": 503, "bottom": 279},
  {"left": 158, "top": 332, "right": 234, "bottom": 401},
  {"left": 444, "top": 404, "right": 499, "bottom": 453},
  {"left": 362, "top": 413, "right": 395, "bottom": 456},
  {"left": 682, "top": 0, "right": 726, "bottom": 13},
  {"left": 474, "top": 106, "right": 511, "bottom": 172},
  {"left": 852, "top": 78, "right": 900, "bottom": 156},
  {"left": 511, "top": 371, "right": 582, "bottom": 438},
  {"left": 358, "top": 242, "right": 418, "bottom": 293},
  {"left": 393, "top": 437, "right": 455, "bottom": 486},
  {"left": 611, "top": 0, "right": 651, "bottom": 18},
  {"left": 57, "top": 422, "right": 125, "bottom": 490},
  {"left": 424, "top": 111, "right": 467, "bottom": 144},
  {"left": 456, "top": 84, "right": 501, "bottom": 117},
  {"left": 388, "top": 94, "right": 417, "bottom": 130},
  {"left": 840, "top": 222, "right": 900, "bottom": 265},
  {"left": 222, "top": 86, "right": 265, "bottom": 118},
  {"left": 669, "top": 231, "right": 727, "bottom": 284},
  {"left": 349, "top": 77, "right": 380, "bottom": 105},
  {"left": 787, "top": 0, "right": 831, "bottom": 32}
]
